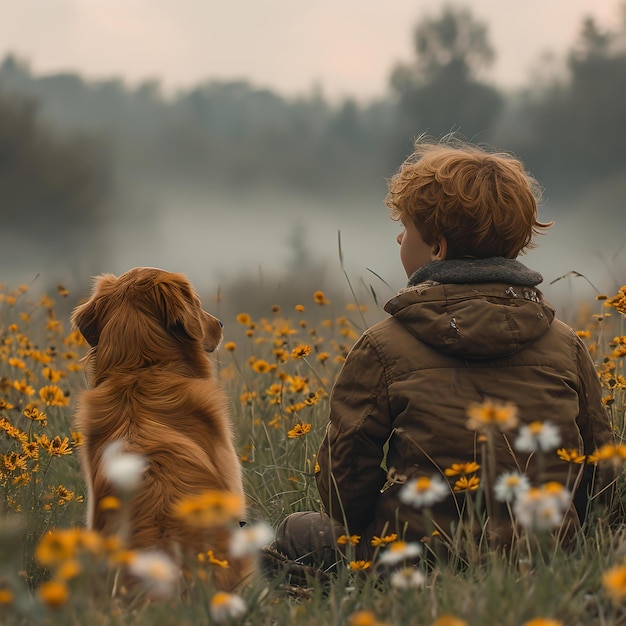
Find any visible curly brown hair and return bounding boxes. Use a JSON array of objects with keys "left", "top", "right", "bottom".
[{"left": 385, "top": 138, "right": 553, "bottom": 259}]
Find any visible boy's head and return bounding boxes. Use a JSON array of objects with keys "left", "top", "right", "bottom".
[{"left": 385, "top": 139, "right": 552, "bottom": 260}]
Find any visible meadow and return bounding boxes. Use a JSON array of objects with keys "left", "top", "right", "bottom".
[{"left": 0, "top": 279, "right": 625, "bottom": 626}]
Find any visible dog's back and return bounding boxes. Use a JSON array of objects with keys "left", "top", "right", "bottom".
[{"left": 72, "top": 268, "right": 251, "bottom": 590}]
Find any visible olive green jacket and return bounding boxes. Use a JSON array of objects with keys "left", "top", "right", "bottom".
[{"left": 316, "top": 259, "right": 612, "bottom": 552}]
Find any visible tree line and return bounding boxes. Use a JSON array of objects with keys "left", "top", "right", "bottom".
[{"left": 1, "top": 5, "right": 625, "bottom": 252}]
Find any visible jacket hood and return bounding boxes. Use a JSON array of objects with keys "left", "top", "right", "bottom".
[{"left": 384, "top": 258, "right": 555, "bottom": 359}]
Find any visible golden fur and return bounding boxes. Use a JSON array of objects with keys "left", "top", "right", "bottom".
[{"left": 71, "top": 267, "right": 250, "bottom": 590}]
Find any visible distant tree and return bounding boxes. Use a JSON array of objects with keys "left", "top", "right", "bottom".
[
  {"left": 520, "top": 12, "right": 626, "bottom": 193},
  {"left": 0, "top": 91, "right": 110, "bottom": 241},
  {"left": 389, "top": 6, "right": 503, "bottom": 154}
]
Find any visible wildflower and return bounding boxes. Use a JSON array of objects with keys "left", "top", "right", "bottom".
[
  {"left": 466, "top": 399, "right": 518, "bottom": 431},
  {"left": 287, "top": 423, "right": 312, "bottom": 438},
  {"left": 370, "top": 533, "right": 398, "bottom": 547},
  {"left": 390, "top": 566, "right": 426, "bottom": 589},
  {"left": 0, "top": 419, "right": 28, "bottom": 443},
  {"left": 378, "top": 540, "right": 422, "bottom": 565},
  {"left": 102, "top": 441, "right": 147, "bottom": 493},
  {"left": 251, "top": 359, "right": 271, "bottom": 373},
  {"left": 522, "top": 619, "right": 563, "bottom": 626},
  {"left": 337, "top": 534, "right": 361, "bottom": 546},
  {"left": 36, "top": 529, "right": 79, "bottom": 566},
  {"left": 44, "top": 436, "right": 73, "bottom": 457},
  {"left": 399, "top": 475, "right": 449, "bottom": 508},
  {"left": 317, "top": 351, "right": 330, "bottom": 363},
  {"left": 0, "top": 589, "right": 14, "bottom": 605},
  {"left": 291, "top": 344, "right": 311, "bottom": 359},
  {"left": 12, "top": 379, "right": 35, "bottom": 396},
  {"left": 556, "top": 448, "right": 586, "bottom": 464},
  {"left": 588, "top": 443, "right": 626, "bottom": 466},
  {"left": 22, "top": 441, "right": 39, "bottom": 459},
  {"left": 57, "top": 559, "right": 82, "bottom": 581},
  {"left": 174, "top": 490, "right": 244, "bottom": 527},
  {"left": 0, "top": 399, "right": 14, "bottom": 410},
  {"left": 223, "top": 341, "right": 236, "bottom": 352},
  {"left": 236, "top": 313, "right": 252, "bottom": 325},
  {"left": 494, "top": 471, "right": 530, "bottom": 503},
  {"left": 240, "top": 391, "right": 257, "bottom": 405},
  {"left": 349, "top": 560, "right": 372, "bottom": 571},
  {"left": 129, "top": 550, "right": 179, "bottom": 599},
  {"left": 514, "top": 421, "right": 562, "bottom": 453},
  {"left": 513, "top": 483, "right": 571, "bottom": 531},
  {"left": 453, "top": 475, "right": 480, "bottom": 492},
  {"left": 42, "top": 367, "right": 65, "bottom": 383},
  {"left": 70, "top": 430, "right": 83, "bottom": 446},
  {"left": 313, "top": 291, "right": 330, "bottom": 305},
  {"left": 431, "top": 617, "right": 468, "bottom": 626},
  {"left": 24, "top": 405, "right": 47, "bottom": 422},
  {"left": 98, "top": 495, "right": 121, "bottom": 511},
  {"left": 8, "top": 357, "right": 26, "bottom": 369},
  {"left": 210, "top": 591, "right": 247, "bottom": 623},
  {"left": 39, "top": 385, "right": 70, "bottom": 406},
  {"left": 38, "top": 580, "right": 69, "bottom": 609},
  {"left": 230, "top": 522, "right": 274, "bottom": 558},
  {"left": 348, "top": 610, "right": 389, "bottom": 626},
  {"left": 444, "top": 461, "right": 480, "bottom": 476},
  {"left": 603, "top": 563, "right": 626, "bottom": 603},
  {"left": 295, "top": 304, "right": 305, "bottom": 312},
  {"left": 198, "top": 550, "right": 229, "bottom": 568}
]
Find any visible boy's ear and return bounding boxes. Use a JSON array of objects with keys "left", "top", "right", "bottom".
[{"left": 431, "top": 236, "right": 447, "bottom": 261}]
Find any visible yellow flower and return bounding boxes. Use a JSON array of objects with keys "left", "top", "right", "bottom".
[
  {"left": 317, "top": 352, "right": 330, "bottom": 363},
  {"left": 588, "top": 443, "right": 626, "bottom": 465},
  {"left": 12, "top": 379, "right": 35, "bottom": 396},
  {"left": 466, "top": 398, "right": 518, "bottom": 431},
  {"left": 236, "top": 313, "right": 252, "bottom": 325},
  {"left": 98, "top": 495, "right": 122, "bottom": 511},
  {"left": 337, "top": 534, "right": 361, "bottom": 546},
  {"left": 295, "top": 304, "right": 305, "bottom": 312},
  {"left": 348, "top": 610, "right": 389, "bottom": 626},
  {"left": 431, "top": 617, "right": 469, "bottom": 626},
  {"left": 603, "top": 563, "right": 626, "bottom": 603},
  {"left": 453, "top": 475, "right": 480, "bottom": 492},
  {"left": 36, "top": 529, "right": 80, "bottom": 566},
  {"left": 251, "top": 359, "right": 271, "bottom": 373},
  {"left": 8, "top": 357, "right": 26, "bottom": 369},
  {"left": 348, "top": 560, "right": 371, "bottom": 571},
  {"left": 174, "top": 490, "right": 244, "bottom": 527},
  {"left": 0, "top": 589, "right": 14, "bottom": 605},
  {"left": 202, "top": 550, "right": 230, "bottom": 569},
  {"left": 313, "top": 291, "right": 330, "bottom": 305},
  {"left": 444, "top": 461, "right": 480, "bottom": 476},
  {"left": 57, "top": 559, "right": 82, "bottom": 580},
  {"left": 223, "top": 341, "right": 237, "bottom": 352},
  {"left": 556, "top": 448, "right": 586, "bottom": 464},
  {"left": 287, "top": 423, "right": 312, "bottom": 438},
  {"left": 39, "top": 385, "right": 70, "bottom": 407},
  {"left": 522, "top": 619, "right": 563, "bottom": 626},
  {"left": 38, "top": 580, "right": 69, "bottom": 609},
  {"left": 24, "top": 405, "right": 48, "bottom": 422},
  {"left": 291, "top": 344, "right": 311, "bottom": 359},
  {"left": 370, "top": 533, "right": 398, "bottom": 547},
  {"left": 43, "top": 436, "right": 73, "bottom": 457}
]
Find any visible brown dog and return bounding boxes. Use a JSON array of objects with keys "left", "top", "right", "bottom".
[{"left": 71, "top": 267, "right": 250, "bottom": 590}]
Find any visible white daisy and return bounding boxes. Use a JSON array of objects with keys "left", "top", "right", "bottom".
[
  {"left": 390, "top": 566, "right": 426, "bottom": 589},
  {"left": 514, "top": 421, "right": 562, "bottom": 453},
  {"left": 378, "top": 541, "right": 422, "bottom": 566},
  {"left": 513, "top": 483, "right": 571, "bottom": 531},
  {"left": 230, "top": 521, "right": 274, "bottom": 558},
  {"left": 128, "top": 550, "right": 179, "bottom": 599},
  {"left": 494, "top": 471, "right": 530, "bottom": 503},
  {"left": 399, "top": 474, "right": 449, "bottom": 508},
  {"left": 102, "top": 440, "right": 147, "bottom": 493},
  {"left": 210, "top": 591, "right": 247, "bottom": 622}
]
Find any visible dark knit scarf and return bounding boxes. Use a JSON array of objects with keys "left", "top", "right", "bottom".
[{"left": 407, "top": 257, "right": 543, "bottom": 288}]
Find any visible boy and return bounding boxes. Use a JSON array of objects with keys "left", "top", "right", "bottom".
[{"left": 264, "top": 139, "right": 612, "bottom": 574}]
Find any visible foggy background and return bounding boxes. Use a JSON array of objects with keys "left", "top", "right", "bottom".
[{"left": 1, "top": 1, "right": 624, "bottom": 322}]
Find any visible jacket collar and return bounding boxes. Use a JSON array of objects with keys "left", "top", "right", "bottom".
[{"left": 406, "top": 257, "right": 543, "bottom": 289}]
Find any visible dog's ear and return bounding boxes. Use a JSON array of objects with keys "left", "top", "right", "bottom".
[
  {"left": 154, "top": 275, "right": 204, "bottom": 342},
  {"left": 71, "top": 274, "right": 117, "bottom": 347}
]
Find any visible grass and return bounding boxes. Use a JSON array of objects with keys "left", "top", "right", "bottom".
[{"left": 0, "top": 280, "right": 625, "bottom": 625}]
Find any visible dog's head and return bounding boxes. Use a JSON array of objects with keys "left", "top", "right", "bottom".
[{"left": 72, "top": 268, "right": 222, "bottom": 374}]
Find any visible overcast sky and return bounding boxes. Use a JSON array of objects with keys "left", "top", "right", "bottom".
[{"left": 0, "top": 0, "right": 622, "bottom": 101}]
